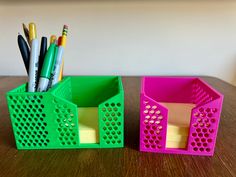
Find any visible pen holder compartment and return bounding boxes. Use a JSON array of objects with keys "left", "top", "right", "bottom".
[
  {"left": 6, "top": 76, "right": 124, "bottom": 149},
  {"left": 140, "top": 77, "right": 223, "bottom": 156}
]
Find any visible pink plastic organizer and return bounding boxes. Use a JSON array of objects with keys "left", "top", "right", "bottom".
[{"left": 140, "top": 77, "right": 223, "bottom": 156}]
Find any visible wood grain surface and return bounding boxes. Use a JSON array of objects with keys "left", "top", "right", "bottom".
[{"left": 0, "top": 76, "right": 235, "bottom": 177}]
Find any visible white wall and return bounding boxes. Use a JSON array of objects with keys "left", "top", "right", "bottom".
[{"left": 0, "top": 1, "right": 236, "bottom": 86}]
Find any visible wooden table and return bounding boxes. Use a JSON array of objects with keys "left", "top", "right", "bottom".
[{"left": 0, "top": 76, "right": 235, "bottom": 177}]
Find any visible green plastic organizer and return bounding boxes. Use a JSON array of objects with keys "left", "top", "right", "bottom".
[{"left": 6, "top": 76, "right": 124, "bottom": 149}]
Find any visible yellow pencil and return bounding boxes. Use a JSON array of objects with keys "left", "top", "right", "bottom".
[
  {"left": 59, "top": 60, "right": 64, "bottom": 81},
  {"left": 59, "top": 25, "right": 68, "bottom": 81}
]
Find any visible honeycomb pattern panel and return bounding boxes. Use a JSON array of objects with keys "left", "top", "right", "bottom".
[
  {"left": 53, "top": 78, "right": 72, "bottom": 102},
  {"left": 53, "top": 98, "right": 78, "bottom": 146},
  {"left": 14, "top": 84, "right": 27, "bottom": 93},
  {"left": 141, "top": 99, "right": 166, "bottom": 150},
  {"left": 189, "top": 107, "right": 218, "bottom": 153},
  {"left": 8, "top": 94, "right": 50, "bottom": 148},
  {"left": 100, "top": 102, "right": 123, "bottom": 146},
  {"left": 192, "top": 81, "right": 214, "bottom": 106}
]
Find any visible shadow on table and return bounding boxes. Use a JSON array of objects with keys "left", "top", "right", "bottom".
[
  {"left": 0, "top": 102, "right": 16, "bottom": 149},
  {"left": 122, "top": 76, "right": 141, "bottom": 151}
]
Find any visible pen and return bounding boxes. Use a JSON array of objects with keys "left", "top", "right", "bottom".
[
  {"left": 38, "top": 37, "right": 47, "bottom": 77},
  {"left": 37, "top": 43, "right": 56, "bottom": 92},
  {"left": 17, "top": 33, "right": 30, "bottom": 74},
  {"left": 28, "top": 23, "right": 39, "bottom": 92},
  {"left": 22, "top": 23, "right": 30, "bottom": 46}
]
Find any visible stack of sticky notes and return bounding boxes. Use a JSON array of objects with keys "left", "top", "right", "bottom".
[
  {"left": 161, "top": 102, "right": 196, "bottom": 149},
  {"left": 78, "top": 107, "right": 99, "bottom": 144}
]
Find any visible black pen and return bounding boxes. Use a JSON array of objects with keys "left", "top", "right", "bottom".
[
  {"left": 17, "top": 33, "right": 30, "bottom": 74},
  {"left": 38, "top": 37, "right": 47, "bottom": 76}
]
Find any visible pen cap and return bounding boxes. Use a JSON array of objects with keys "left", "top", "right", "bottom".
[
  {"left": 50, "top": 35, "right": 57, "bottom": 44},
  {"left": 40, "top": 43, "right": 56, "bottom": 78},
  {"left": 29, "top": 23, "right": 37, "bottom": 42},
  {"left": 58, "top": 36, "right": 62, "bottom": 46}
]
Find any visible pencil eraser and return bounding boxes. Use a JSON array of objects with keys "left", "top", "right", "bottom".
[{"left": 63, "top": 25, "right": 68, "bottom": 29}]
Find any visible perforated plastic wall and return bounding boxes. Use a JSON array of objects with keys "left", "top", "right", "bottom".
[
  {"left": 8, "top": 94, "right": 49, "bottom": 148},
  {"left": 140, "top": 97, "right": 167, "bottom": 151},
  {"left": 7, "top": 76, "right": 124, "bottom": 149},
  {"left": 99, "top": 94, "right": 124, "bottom": 147}
]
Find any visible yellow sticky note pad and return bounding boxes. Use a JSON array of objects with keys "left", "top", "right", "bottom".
[
  {"left": 161, "top": 102, "right": 195, "bottom": 149},
  {"left": 78, "top": 107, "right": 99, "bottom": 144},
  {"left": 166, "top": 134, "right": 188, "bottom": 142},
  {"left": 167, "top": 125, "right": 189, "bottom": 136},
  {"left": 166, "top": 141, "right": 187, "bottom": 148},
  {"left": 161, "top": 102, "right": 196, "bottom": 127}
]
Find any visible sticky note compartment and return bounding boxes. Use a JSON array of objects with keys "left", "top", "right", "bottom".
[
  {"left": 163, "top": 102, "right": 195, "bottom": 149},
  {"left": 78, "top": 107, "right": 99, "bottom": 144}
]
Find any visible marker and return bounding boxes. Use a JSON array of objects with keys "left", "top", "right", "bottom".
[
  {"left": 17, "top": 33, "right": 30, "bottom": 74},
  {"left": 38, "top": 37, "right": 47, "bottom": 77},
  {"left": 59, "top": 25, "right": 68, "bottom": 81},
  {"left": 47, "top": 35, "right": 58, "bottom": 89},
  {"left": 28, "top": 22, "right": 39, "bottom": 92},
  {"left": 22, "top": 23, "right": 30, "bottom": 46},
  {"left": 37, "top": 43, "right": 56, "bottom": 92},
  {"left": 48, "top": 45, "right": 58, "bottom": 89},
  {"left": 28, "top": 38, "right": 39, "bottom": 92}
]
